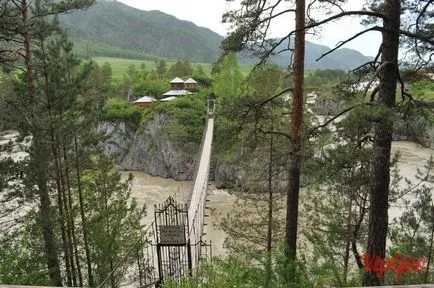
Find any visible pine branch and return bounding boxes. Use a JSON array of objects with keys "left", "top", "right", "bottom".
[
  {"left": 399, "top": 29, "right": 434, "bottom": 46},
  {"left": 316, "top": 26, "right": 383, "bottom": 62},
  {"left": 255, "top": 87, "right": 293, "bottom": 107},
  {"left": 362, "top": 61, "right": 391, "bottom": 102}
]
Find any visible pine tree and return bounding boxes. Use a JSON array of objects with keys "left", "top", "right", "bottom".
[{"left": 81, "top": 156, "right": 145, "bottom": 288}]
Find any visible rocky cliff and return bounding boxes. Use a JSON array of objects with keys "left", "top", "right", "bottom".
[
  {"left": 97, "top": 113, "right": 198, "bottom": 181},
  {"left": 97, "top": 111, "right": 434, "bottom": 189}
]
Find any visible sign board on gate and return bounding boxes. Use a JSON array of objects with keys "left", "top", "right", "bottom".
[{"left": 159, "top": 225, "right": 186, "bottom": 245}]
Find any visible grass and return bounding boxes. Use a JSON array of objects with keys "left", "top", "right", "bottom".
[
  {"left": 409, "top": 80, "right": 434, "bottom": 100},
  {"left": 93, "top": 57, "right": 160, "bottom": 79},
  {"left": 92, "top": 57, "right": 252, "bottom": 79},
  {"left": 417, "top": 89, "right": 434, "bottom": 100}
]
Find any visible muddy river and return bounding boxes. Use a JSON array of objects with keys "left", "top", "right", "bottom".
[{"left": 124, "top": 141, "right": 434, "bottom": 258}]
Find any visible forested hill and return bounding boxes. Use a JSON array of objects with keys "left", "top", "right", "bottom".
[
  {"left": 59, "top": 0, "right": 224, "bottom": 62},
  {"left": 59, "top": 0, "right": 372, "bottom": 69}
]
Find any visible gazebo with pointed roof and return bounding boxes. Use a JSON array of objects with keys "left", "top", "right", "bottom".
[
  {"left": 184, "top": 77, "right": 198, "bottom": 92},
  {"left": 170, "top": 77, "right": 185, "bottom": 90}
]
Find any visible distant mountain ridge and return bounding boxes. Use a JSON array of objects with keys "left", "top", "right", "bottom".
[
  {"left": 270, "top": 38, "right": 373, "bottom": 70},
  {"left": 59, "top": 0, "right": 373, "bottom": 70},
  {"left": 59, "top": 0, "right": 223, "bottom": 62}
]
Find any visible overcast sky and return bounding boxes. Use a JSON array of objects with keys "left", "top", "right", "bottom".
[{"left": 117, "top": 0, "right": 381, "bottom": 57}]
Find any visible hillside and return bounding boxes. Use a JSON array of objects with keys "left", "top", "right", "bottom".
[
  {"left": 60, "top": 0, "right": 373, "bottom": 70},
  {"left": 59, "top": 0, "right": 224, "bottom": 62}
]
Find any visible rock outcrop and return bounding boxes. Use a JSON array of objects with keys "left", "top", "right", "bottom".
[
  {"left": 393, "top": 114, "right": 434, "bottom": 149},
  {"left": 98, "top": 113, "right": 198, "bottom": 181},
  {"left": 98, "top": 111, "right": 434, "bottom": 188},
  {"left": 214, "top": 162, "right": 246, "bottom": 189}
]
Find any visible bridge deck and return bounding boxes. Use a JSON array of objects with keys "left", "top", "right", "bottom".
[{"left": 187, "top": 117, "right": 214, "bottom": 267}]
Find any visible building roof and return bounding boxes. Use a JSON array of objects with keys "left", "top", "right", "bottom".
[
  {"left": 160, "top": 96, "right": 177, "bottom": 102},
  {"left": 162, "top": 90, "right": 192, "bottom": 97},
  {"left": 170, "top": 77, "right": 184, "bottom": 84},
  {"left": 184, "top": 78, "right": 198, "bottom": 84},
  {"left": 134, "top": 96, "right": 155, "bottom": 103}
]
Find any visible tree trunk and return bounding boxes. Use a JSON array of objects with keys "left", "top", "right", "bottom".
[
  {"left": 75, "top": 135, "right": 94, "bottom": 287},
  {"left": 55, "top": 154, "right": 73, "bottom": 286},
  {"left": 285, "top": 0, "right": 305, "bottom": 281},
  {"left": 363, "top": 0, "right": 400, "bottom": 285},
  {"left": 64, "top": 145, "right": 84, "bottom": 287},
  {"left": 266, "top": 118, "right": 274, "bottom": 288},
  {"left": 35, "top": 138, "right": 63, "bottom": 286},
  {"left": 424, "top": 205, "right": 434, "bottom": 283},
  {"left": 343, "top": 198, "right": 353, "bottom": 283}
]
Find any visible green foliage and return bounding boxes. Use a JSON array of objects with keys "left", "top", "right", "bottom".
[
  {"left": 163, "top": 251, "right": 363, "bottom": 288},
  {"left": 0, "top": 214, "right": 52, "bottom": 286},
  {"left": 164, "top": 94, "right": 207, "bottom": 143},
  {"left": 138, "top": 92, "right": 208, "bottom": 144},
  {"left": 81, "top": 156, "right": 146, "bottom": 287},
  {"left": 213, "top": 52, "right": 244, "bottom": 101},
  {"left": 387, "top": 156, "right": 434, "bottom": 284},
  {"left": 168, "top": 60, "right": 193, "bottom": 78},
  {"left": 163, "top": 257, "right": 267, "bottom": 288},
  {"left": 305, "top": 69, "right": 348, "bottom": 88},
  {"left": 103, "top": 98, "right": 143, "bottom": 126},
  {"left": 72, "top": 38, "right": 160, "bottom": 61},
  {"left": 409, "top": 80, "right": 434, "bottom": 100},
  {"left": 156, "top": 59, "right": 168, "bottom": 78},
  {"left": 0, "top": 4, "right": 149, "bottom": 287},
  {"left": 121, "top": 64, "right": 171, "bottom": 98}
]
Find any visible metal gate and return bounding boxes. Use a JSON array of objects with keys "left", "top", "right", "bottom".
[{"left": 154, "top": 197, "right": 192, "bottom": 284}]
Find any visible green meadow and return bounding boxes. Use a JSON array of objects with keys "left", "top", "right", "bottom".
[{"left": 92, "top": 57, "right": 252, "bottom": 79}]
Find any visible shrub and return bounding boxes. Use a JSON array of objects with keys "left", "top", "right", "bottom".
[{"left": 103, "top": 97, "right": 142, "bottom": 127}]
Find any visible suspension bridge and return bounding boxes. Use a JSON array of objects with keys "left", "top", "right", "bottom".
[
  {"left": 108, "top": 96, "right": 216, "bottom": 287},
  {"left": 147, "top": 97, "right": 216, "bottom": 286}
]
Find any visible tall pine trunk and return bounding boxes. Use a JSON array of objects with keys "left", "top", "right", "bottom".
[
  {"left": 266, "top": 118, "right": 274, "bottom": 288},
  {"left": 343, "top": 198, "right": 353, "bottom": 283},
  {"left": 35, "top": 137, "right": 63, "bottom": 286},
  {"left": 74, "top": 135, "right": 94, "bottom": 287},
  {"left": 363, "top": 0, "right": 400, "bottom": 285},
  {"left": 20, "top": 1, "right": 62, "bottom": 285},
  {"left": 285, "top": 0, "right": 305, "bottom": 281},
  {"left": 63, "top": 146, "right": 84, "bottom": 287}
]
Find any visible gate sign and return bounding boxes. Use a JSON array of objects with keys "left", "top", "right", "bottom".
[{"left": 159, "top": 225, "right": 186, "bottom": 245}]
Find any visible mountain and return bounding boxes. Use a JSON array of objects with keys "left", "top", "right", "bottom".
[
  {"left": 59, "top": 0, "right": 224, "bottom": 62},
  {"left": 270, "top": 39, "right": 373, "bottom": 70},
  {"left": 59, "top": 0, "right": 372, "bottom": 69}
]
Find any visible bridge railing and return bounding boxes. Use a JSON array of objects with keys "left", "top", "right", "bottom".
[
  {"left": 186, "top": 98, "right": 215, "bottom": 268},
  {"left": 187, "top": 116, "right": 214, "bottom": 268}
]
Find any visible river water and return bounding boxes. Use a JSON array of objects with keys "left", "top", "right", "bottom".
[
  {"left": 2, "top": 130, "right": 433, "bottom": 258},
  {"left": 123, "top": 140, "right": 434, "bottom": 258}
]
